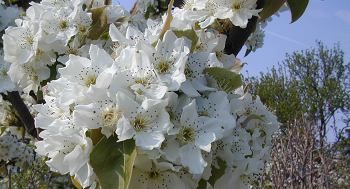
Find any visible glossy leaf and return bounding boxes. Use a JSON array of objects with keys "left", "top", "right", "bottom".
[
  {"left": 203, "top": 67, "right": 243, "bottom": 92},
  {"left": 88, "top": 6, "right": 109, "bottom": 40},
  {"left": 208, "top": 158, "right": 226, "bottom": 187},
  {"left": 89, "top": 128, "right": 105, "bottom": 146},
  {"left": 90, "top": 136, "right": 137, "bottom": 189},
  {"left": 259, "top": 0, "right": 286, "bottom": 22},
  {"left": 241, "top": 114, "right": 265, "bottom": 128},
  {"left": 287, "top": 0, "right": 309, "bottom": 23},
  {"left": 244, "top": 48, "right": 253, "bottom": 57}
]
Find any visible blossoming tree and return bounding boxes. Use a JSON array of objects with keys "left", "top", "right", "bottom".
[{"left": 0, "top": 0, "right": 308, "bottom": 188}]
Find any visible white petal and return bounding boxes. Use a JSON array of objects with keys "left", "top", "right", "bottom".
[
  {"left": 179, "top": 144, "right": 207, "bottom": 175},
  {"left": 134, "top": 131, "right": 165, "bottom": 150}
]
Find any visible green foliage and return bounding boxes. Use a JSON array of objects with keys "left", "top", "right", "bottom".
[
  {"left": 246, "top": 41, "right": 350, "bottom": 133},
  {"left": 204, "top": 67, "right": 243, "bottom": 93},
  {"left": 208, "top": 158, "right": 226, "bottom": 187},
  {"left": 90, "top": 136, "right": 137, "bottom": 189},
  {"left": 240, "top": 114, "right": 265, "bottom": 128},
  {"left": 286, "top": 0, "right": 309, "bottom": 23},
  {"left": 196, "top": 179, "right": 207, "bottom": 189},
  {"left": 246, "top": 65, "right": 303, "bottom": 128},
  {"left": 259, "top": 0, "right": 309, "bottom": 23},
  {"left": 88, "top": 6, "right": 109, "bottom": 40},
  {"left": 259, "top": 0, "right": 286, "bottom": 22}
]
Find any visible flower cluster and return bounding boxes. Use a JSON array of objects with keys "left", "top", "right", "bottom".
[
  {"left": 173, "top": 0, "right": 262, "bottom": 29},
  {"left": 245, "top": 24, "right": 265, "bottom": 53},
  {"left": 0, "top": 135, "right": 35, "bottom": 169},
  {"left": 1, "top": 0, "right": 281, "bottom": 188}
]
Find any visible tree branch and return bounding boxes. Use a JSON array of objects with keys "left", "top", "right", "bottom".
[{"left": 1, "top": 91, "right": 38, "bottom": 139}]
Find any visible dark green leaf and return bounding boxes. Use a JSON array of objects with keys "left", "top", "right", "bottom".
[
  {"left": 88, "top": 6, "right": 109, "bottom": 40},
  {"left": 203, "top": 67, "right": 243, "bottom": 92},
  {"left": 208, "top": 158, "right": 226, "bottom": 186},
  {"left": 259, "top": 0, "right": 286, "bottom": 22},
  {"left": 244, "top": 48, "right": 253, "bottom": 57},
  {"left": 90, "top": 136, "right": 137, "bottom": 189},
  {"left": 0, "top": 126, "right": 6, "bottom": 136},
  {"left": 241, "top": 114, "right": 265, "bottom": 128},
  {"left": 89, "top": 128, "right": 105, "bottom": 146},
  {"left": 286, "top": 0, "right": 309, "bottom": 23},
  {"left": 196, "top": 179, "right": 207, "bottom": 189}
]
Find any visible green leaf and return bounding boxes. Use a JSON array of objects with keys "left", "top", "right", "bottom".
[
  {"left": 241, "top": 114, "right": 265, "bottom": 128},
  {"left": 196, "top": 179, "right": 207, "bottom": 189},
  {"left": 286, "top": 0, "right": 309, "bottom": 23},
  {"left": 0, "top": 126, "right": 6, "bottom": 136},
  {"left": 90, "top": 136, "right": 137, "bottom": 189},
  {"left": 203, "top": 67, "right": 243, "bottom": 92},
  {"left": 88, "top": 128, "right": 105, "bottom": 146},
  {"left": 244, "top": 48, "right": 252, "bottom": 57},
  {"left": 173, "top": 29, "right": 199, "bottom": 53},
  {"left": 88, "top": 6, "right": 109, "bottom": 40},
  {"left": 71, "top": 176, "right": 83, "bottom": 189},
  {"left": 259, "top": 0, "right": 286, "bottom": 22},
  {"left": 208, "top": 158, "right": 226, "bottom": 187}
]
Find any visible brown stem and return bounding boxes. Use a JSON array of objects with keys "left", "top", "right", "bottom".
[
  {"left": 8, "top": 167, "right": 11, "bottom": 189},
  {"left": 1, "top": 91, "right": 39, "bottom": 139}
]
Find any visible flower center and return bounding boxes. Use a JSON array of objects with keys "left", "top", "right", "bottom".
[
  {"left": 131, "top": 114, "right": 151, "bottom": 132},
  {"left": 179, "top": 126, "right": 195, "bottom": 144},
  {"left": 67, "top": 48, "right": 80, "bottom": 56},
  {"left": 155, "top": 57, "right": 172, "bottom": 75},
  {"left": 149, "top": 171, "right": 160, "bottom": 179},
  {"left": 195, "top": 42, "right": 206, "bottom": 52},
  {"left": 102, "top": 105, "right": 124, "bottom": 132},
  {"left": 233, "top": 3, "right": 241, "bottom": 10},
  {"left": 134, "top": 76, "right": 151, "bottom": 86},
  {"left": 78, "top": 24, "right": 88, "bottom": 33},
  {"left": 35, "top": 49, "right": 44, "bottom": 60},
  {"left": 59, "top": 20, "right": 68, "bottom": 30},
  {"left": 184, "top": 66, "right": 194, "bottom": 79},
  {"left": 19, "top": 29, "right": 35, "bottom": 48},
  {"left": 198, "top": 109, "right": 210, "bottom": 117},
  {"left": 85, "top": 75, "right": 97, "bottom": 87},
  {"left": 24, "top": 33, "right": 34, "bottom": 45}
]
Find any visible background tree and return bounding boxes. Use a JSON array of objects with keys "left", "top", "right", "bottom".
[
  {"left": 246, "top": 41, "right": 350, "bottom": 140},
  {"left": 246, "top": 41, "right": 350, "bottom": 188}
]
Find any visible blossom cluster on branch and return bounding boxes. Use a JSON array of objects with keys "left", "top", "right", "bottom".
[{"left": 0, "top": 0, "right": 290, "bottom": 188}]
